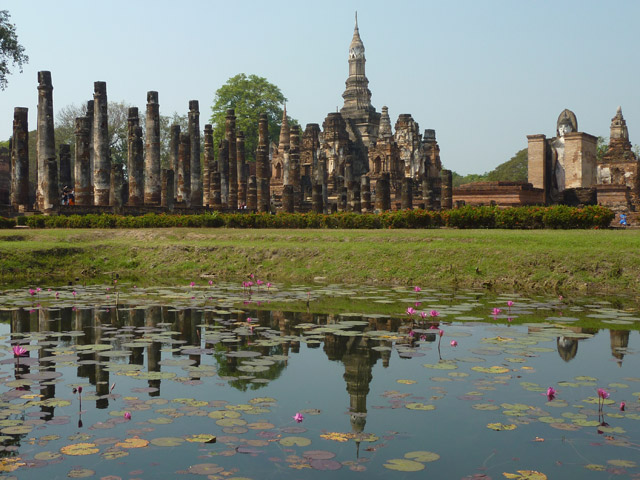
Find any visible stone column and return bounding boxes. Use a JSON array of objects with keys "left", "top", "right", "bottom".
[
  {"left": 169, "top": 125, "right": 180, "bottom": 196},
  {"left": 109, "top": 164, "right": 125, "bottom": 207},
  {"left": 43, "top": 158, "right": 58, "bottom": 213},
  {"left": 86, "top": 99, "right": 94, "bottom": 186},
  {"left": 256, "top": 114, "right": 270, "bottom": 213},
  {"left": 74, "top": 117, "right": 92, "bottom": 206},
  {"left": 188, "top": 100, "right": 202, "bottom": 206},
  {"left": 247, "top": 175, "right": 257, "bottom": 210},
  {"left": 375, "top": 173, "right": 391, "bottom": 211},
  {"left": 36, "top": 71, "right": 55, "bottom": 210},
  {"left": 441, "top": 169, "right": 453, "bottom": 210},
  {"left": 177, "top": 132, "right": 191, "bottom": 204},
  {"left": 144, "top": 91, "right": 161, "bottom": 205},
  {"left": 311, "top": 184, "right": 323, "bottom": 213},
  {"left": 422, "top": 177, "right": 433, "bottom": 210},
  {"left": 210, "top": 169, "right": 221, "bottom": 210},
  {"left": 93, "top": 81, "right": 110, "bottom": 206},
  {"left": 282, "top": 185, "right": 294, "bottom": 213},
  {"left": 290, "top": 126, "right": 301, "bottom": 211},
  {"left": 226, "top": 109, "right": 238, "bottom": 209},
  {"left": 361, "top": 176, "right": 371, "bottom": 212},
  {"left": 401, "top": 177, "right": 413, "bottom": 210},
  {"left": 59, "top": 144, "right": 71, "bottom": 192},
  {"left": 218, "top": 139, "right": 229, "bottom": 208},
  {"left": 350, "top": 180, "right": 361, "bottom": 213},
  {"left": 338, "top": 186, "right": 347, "bottom": 212},
  {"left": 161, "top": 169, "right": 174, "bottom": 210},
  {"left": 10, "top": 107, "right": 29, "bottom": 208},
  {"left": 203, "top": 124, "right": 213, "bottom": 207},
  {"left": 0, "top": 149, "right": 8, "bottom": 206},
  {"left": 127, "top": 108, "right": 144, "bottom": 206},
  {"left": 237, "top": 131, "right": 246, "bottom": 207}
]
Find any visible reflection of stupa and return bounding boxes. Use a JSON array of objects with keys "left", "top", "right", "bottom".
[
  {"left": 610, "top": 330, "right": 630, "bottom": 366},
  {"left": 557, "top": 336, "right": 578, "bottom": 362}
]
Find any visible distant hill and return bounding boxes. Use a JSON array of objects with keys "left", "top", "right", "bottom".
[{"left": 452, "top": 148, "right": 528, "bottom": 187}]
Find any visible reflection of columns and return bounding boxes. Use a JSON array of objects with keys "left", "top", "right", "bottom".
[
  {"left": 144, "top": 91, "right": 161, "bottom": 205},
  {"left": 36, "top": 71, "right": 55, "bottom": 210},
  {"left": 556, "top": 336, "right": 578, "bottom": 362},
  {"left": 146, "top": 307, "right": 162, "bottom": 396},
  {"left": 189, "top": 100, "right": 202, "bottom": 206},
  {"left": 610, "top": 329, "right": 630, "bottom": 366},
  {"left": 93, "top": 81, "right": 110, "bottom": 206}
]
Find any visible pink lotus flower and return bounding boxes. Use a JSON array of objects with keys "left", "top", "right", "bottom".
[
  {"left": 558, "top": 295, "right": 563, "bottom": 301},
  {"left": 208, "top": 280, "right": 213, "bottom": 286},
  {"left": 507, "top": 301, "right": 514, "bottom": 307},
  {"left": 620, "top": 401, "right": 626, "bottom": 411},
  {"left": 414, "top": 302, "right": 421, "bottom": 307},
  {"left": 492, "top": 308, "right": 501, "bottom": 316},
  {"left": 430, "top": 310, "right": 440, "bottom": 317},
  {"left": 420, "top": 334, "right": 426, "bottom": 341},
  {"left": 77, "top": 386, "right": 83, "bottom": 394},
  {"left": 55, "top": 292, "right": 59, "bottom": 298},
  {"left": 247, "top": 281, "right": 253, "bottom": 287},
  {"left": 406, "top": 307, "right": 416, "bottom": 315},
  {"left": 450, "top": 340, "right": 458, "bottom": 347},
  {"left": 438, "top": 329, "right": 444, "bottom": 338},
  {"left": 28, "top": 289, "right": 35, "bottom": 296},
  {"left": 267, "top": 282, "right": 272, "bottom": 289},
  {"left": 124, "top": 412, "right": 131, "bottom": 420},
  {"left": 546, "top": 387, "right": 556, "bottom": 400},
  {"left": 72, "top": 291, "right": 77, "bottom": 297},
  {"left": 256, "top": 279, "right": 264, "bottom": 286},
  {"left": 420, "top": 311, "right": 427, "bottom": 319},
  {"left": 250, "top": 273, "right": 254, "bottom": 279},
  {"left": 189, "top": 281, "right": 195, "bottom": 287},
  {"left": 293, "top": 412, "right": 304, "bottom": 423},
  {"left": 414, "top": 286, "right": 421, "bottom": 293},
  {"left": 408, "top": 330, "right": 415, "bottom": 337},
  {"left": 12, "top": 345, "right": 27, "bottom": 357},
  {"left": 597, "top": 388, "right": 610, "bottom": 400},
  {"left": 246, "top": 317, "right": 253, "bottom": 323}
]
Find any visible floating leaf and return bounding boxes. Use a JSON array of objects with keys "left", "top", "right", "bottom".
[
  {"left": 280, "top": 436, "right": 311, "bottom": 447},
  {"left": 404, "top": 451, "right": 440, "bottom": 462},
  {"left": 60, "top": 443, "right": 99, "bottom": 456},
  {"left": 150, "top": 437, "right": 185, "bottom": 447},
  {"left": 503, "top": 471, "right": 547, "bottom": 479},
  {"left": 115, "top": 437, "right": 149, "bottom": 449},
  {"left": 383, "top": 459, "right": 425, "bottom": 472},
  {"left": 405, "top": 403, "right": 436, "bottom": 411},
  {"left": 472, "top": 366, "right": 510, "bottom": 374},
  {"left": 185, "top": 434, "right": 216, "bottom": 443},
  {"left": 67, "top": 468, "right": 95, "bottom": 478},
  {"left": 487, "top": 423, "right": 517, "bottom": 431},
  {"left": 607, "top": 459, "right": 637, "bottom": 467}
]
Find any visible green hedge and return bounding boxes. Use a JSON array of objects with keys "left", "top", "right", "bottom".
[{"left": 1, "top": 205, "right": 615, "bottom": 230}]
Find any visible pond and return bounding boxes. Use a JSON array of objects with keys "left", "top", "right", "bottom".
[{"left": 0, "top": 282, "right": 638, "bottom": 479}]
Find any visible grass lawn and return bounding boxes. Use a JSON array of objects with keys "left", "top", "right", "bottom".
[{"left": 0, "top": 228, "right": 638, "bottom": 295}]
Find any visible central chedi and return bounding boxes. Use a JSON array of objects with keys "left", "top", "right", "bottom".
[{"left": 340, "top": 13, "right": 381, "bottom": 150}]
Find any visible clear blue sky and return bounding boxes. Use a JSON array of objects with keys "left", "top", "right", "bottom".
[{"left": 1, "top": 0, "right": 638, "bottom": 175}]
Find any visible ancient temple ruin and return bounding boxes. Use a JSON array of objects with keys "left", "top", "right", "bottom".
[{"left": 1, "top": 16, "right": 447, "bottom": 217}]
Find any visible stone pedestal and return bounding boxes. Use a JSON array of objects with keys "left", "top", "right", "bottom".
[
  {"left": 74, "top": 117, "right": 92, "bottom": 206},
  {"left": 93, "top": 81, "right": 110, "bottom": 206},
  {"left": 10, "top": 107, "right": 29, "bottom": 208},
  {"left": 144, "top": 91, "right": 161, "bottom": 205}
]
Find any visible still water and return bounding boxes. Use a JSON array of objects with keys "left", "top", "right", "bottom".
[{"left": 0, "top": 283, "right": 638, "bottom": 479}]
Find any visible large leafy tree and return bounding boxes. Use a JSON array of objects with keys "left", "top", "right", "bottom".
[
  {"left": 210, "top": 73, "right": 297, "bottom": 163},
  {"left": 0, "top": 10, "right": 28, "bottom": 90}
]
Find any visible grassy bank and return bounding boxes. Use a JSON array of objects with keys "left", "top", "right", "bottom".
[{"left": 0, "top": 228, "right": 638, "bottom": 295}]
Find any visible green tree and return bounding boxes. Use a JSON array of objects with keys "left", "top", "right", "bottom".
[
  {"left": 209, "top": 73, "right": 297, "bottom": 163},
  {"left": 451, "top": 148, "right": 528, "bottom": 187},
  {"left": 596, "top": 136, "right": 609, "bottom": 163},
  {"left": 0, "top": 10, "right": 28, "bottom": 90}
]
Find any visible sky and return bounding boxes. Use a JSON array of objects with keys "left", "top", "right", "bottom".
[{"left": 0, "top": 0, "right": 638, "bottom": 175}]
